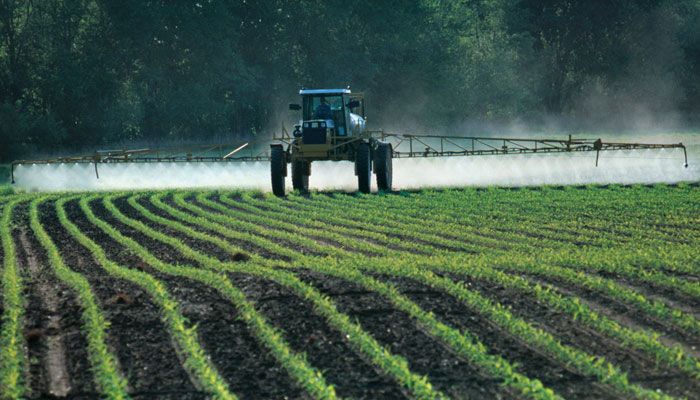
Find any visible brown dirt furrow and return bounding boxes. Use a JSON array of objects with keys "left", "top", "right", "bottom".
[
  {"left": 227, "top": 272, "right": 409, "bottom": 399},
  {"left": 290, "top": 268, "right": 512, "bottom": 400},
  {"left": 18, "top": 228, "right": 71, "bottom": 397},
  {"left": 42, "top": 200, "right": 204, "bottom": 399},
  {"left": 450, "top": 273, "right": 700, "bottom": 399},
  {"left": 14, "top": 203, "right": 97, "bottom": 398}
]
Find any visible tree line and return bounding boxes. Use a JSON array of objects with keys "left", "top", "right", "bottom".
[{"left": 1, "top": 0, "right": 698, "bottom": 161}]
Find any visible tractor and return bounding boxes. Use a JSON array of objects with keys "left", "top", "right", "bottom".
[{"left": 270, "top": 88, "right": 392, "bottom": 196}]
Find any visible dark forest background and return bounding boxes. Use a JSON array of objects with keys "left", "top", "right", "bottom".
[{"left": 1, "top": 0, "right": 699, "bottom": 162}]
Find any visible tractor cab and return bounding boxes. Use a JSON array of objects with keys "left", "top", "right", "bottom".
[{"left": 290, "top": 88, "right": 365, "bottom": 144}]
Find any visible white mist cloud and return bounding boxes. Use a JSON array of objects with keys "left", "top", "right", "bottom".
[{"left": 13, "top": 134, "right": 698, "bottom": 193}]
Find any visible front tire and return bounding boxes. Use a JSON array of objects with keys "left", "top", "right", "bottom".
[
  {"left": 356, "top": 142, "right": 371, "bottom": 193},
  {"left": 292, "top": 160, "right": 310, "bottom": 193},
  {"left": 375, "top": 142, "right": 392, "bottom": 191},
  {"left": 270, "top": 145, "right": 286, "bottom": 197}
]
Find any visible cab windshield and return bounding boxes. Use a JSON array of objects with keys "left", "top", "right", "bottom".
[{"left": 303, "top": 95, "right": 344, "bottom": 121}]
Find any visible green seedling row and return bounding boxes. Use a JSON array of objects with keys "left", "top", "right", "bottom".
[
  {"left": 310, "top": 257, "right": 675, "bottom": 400},
  {"left": 0, "top": 199, "right": 28, "bottom": 399},
  {"left": 102, "top": 194, "right": 445, "bottom": 399},
  {"left": 262, "top": 191, "right": 700, "bottom": 333},
  {"left": 178, "top": 191, "right": 697, "bottom": 373},
  {"left": 387, "top": 253, "right": 700, "bottom": 379},
  {"left": 225, "top": 191, "right": 700, "bottom": 338},
  {"left": 134, "top": 191, "right": 651, "bottom": 397},
  {"left": 29, "top": 197, "right": 130, "bottom": 399},
  {"left": 55, "top": 195, "right": 237, "bottom": 399},
  {"left": 102, "top": 194, "right": 341, "bottom": 398},
  {"left": 141, "top": 191, "right": 682, "bottom": 400},
  {"left": 128, "top": 192, "right": 560, "bottom": 399}
]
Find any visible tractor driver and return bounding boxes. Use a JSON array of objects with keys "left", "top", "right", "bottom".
[{"left": 313, "top": 96, "right": 333, "bottom": 120}]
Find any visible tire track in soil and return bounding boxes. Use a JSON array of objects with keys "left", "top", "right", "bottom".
[
  {"left": 524, "top": 274, "right": 700, "bottom": 349},
  {"left": 447, "top": 273, "right": 700, "bottom": 399},
  {"left": 95, "top": 197, "right": 406, "bottom": 399},
  {"left": 15, "top": 203, "right": 97, "bottom": 398},
  {"left": 120, "top": 195, "right": 286, "bottom": 262},
  {"left": 42, "top": 200, "right": 203, "bottom": 399},
  {"left": 17, "top": 228, "right": 71, "bottom": 397},
  {"left": 290, "top": 269, "right": 511, "bottom": 400},
  {"left": 88, "top": 198, "right": 319, "bottom": 399}
]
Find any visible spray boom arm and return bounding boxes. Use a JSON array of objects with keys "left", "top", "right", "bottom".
[
  {"left": 376, "top": 132, "right": 688, "bottom": 168},
  {"left": 9, "top": 133, "right": 688, "bottom": 184}
]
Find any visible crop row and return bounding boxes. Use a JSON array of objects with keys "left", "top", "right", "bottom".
[
  {"left": 290, "top": 187, "right": 699, "bottom": 257},
  {"left": 280, "top": 192, "right": 700, "bottom": 300},
  {"left": 282, "top": 191, "right": 700, "bottom": 276},
  {"left": 377, "top": 185, "right": 700, "bottom": 240},
  {"left": 1, "top": 186, "right": 697, "bottom": 399},
  {"left": 0, "top": 198, "right": 28, "bottom": 399},
  {"left": 210, "top": 191, "right": 699, "bottom": 335},
  {"left": 162, "top": 193, "right": 698, "bottom": 374},
  {"left": 118, "top": 193, "right": 555, "bottom": 398},
  {"left": 101, "top": 194, "right": 447, "bottom": 399},
  {"left": 120, "top": 195, "right": 688, "bottom": 395}
]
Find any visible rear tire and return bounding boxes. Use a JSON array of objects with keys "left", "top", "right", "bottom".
[
  {"left": 270, "top": 145, "right": 286, "bottom": 197},
  {"left": 375, "top": 142, "right": 392, "bottom": 191},
  {"left": 356, "top": 142, "right": 371, "bottom": 193},
  {"left": 292, "top": 160, "right": 310, "bottom": 193}
]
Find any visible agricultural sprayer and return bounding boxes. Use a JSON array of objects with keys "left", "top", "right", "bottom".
[{"left": 10, "top": 88, "right": 689, "bottom": 194}]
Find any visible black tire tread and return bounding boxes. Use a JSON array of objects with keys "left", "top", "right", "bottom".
[
  {"left": 271, "top": 146, "right": 286, "bottom": 197},
  {"left": 375, "top": 142, "right": 392, "bottom": 191},
  {"left": 357, "top": 142, "right": 371, "bottom": 193}
]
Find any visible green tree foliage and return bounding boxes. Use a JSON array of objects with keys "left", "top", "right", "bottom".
[{"left": 0, "top": 0, "right": 698, "bottom": 161}]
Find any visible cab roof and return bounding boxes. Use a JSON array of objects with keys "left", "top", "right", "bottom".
[{"left": 299, "top": 88, "right": 351, "bottom": 95}]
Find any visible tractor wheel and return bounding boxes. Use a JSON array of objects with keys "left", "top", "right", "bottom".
[
  {"left": 374, "top": 142, "right": 392, "bottom": 191},
  {"left": 356, "top": 142, "right": 371, "bottom": 193},
  {"left": 292, "top": 160, "right": 310, "bottom": 193},
  {"left": 270, "top": 145, "right": 286, "bottom": 197}
]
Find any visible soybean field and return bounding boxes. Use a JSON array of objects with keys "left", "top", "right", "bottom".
[{"left": 1, "top": 184, "right": 699, "bottom": 399}]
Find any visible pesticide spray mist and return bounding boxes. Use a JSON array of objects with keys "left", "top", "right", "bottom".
[{"left": 13, "top": 135, "right": 699, "bottom": 192}]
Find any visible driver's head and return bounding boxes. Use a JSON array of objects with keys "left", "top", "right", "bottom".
[{"left": 320, "top": 96, "right": 327, "bottom": 104}]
